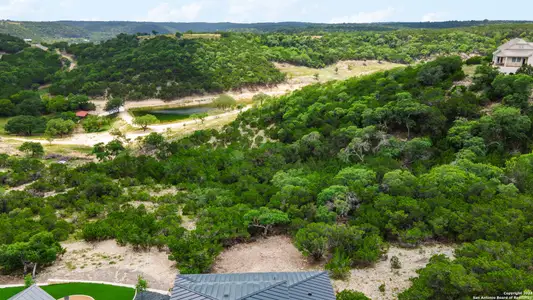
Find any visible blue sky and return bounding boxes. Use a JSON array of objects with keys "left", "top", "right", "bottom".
[{"left": 1, "top": 0, "right": 532, "bottom": 23}]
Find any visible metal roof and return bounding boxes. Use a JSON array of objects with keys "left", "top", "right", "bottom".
[
  {"left": 8, "top": 285, "right": 55, "bottom": 300},
  {"left": 171, "top": 272, "right": 335, "bottom": 300}
]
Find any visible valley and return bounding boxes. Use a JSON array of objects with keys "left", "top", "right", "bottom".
[{"left": 2, "top": 20, "right": 533, "bottom": 300}]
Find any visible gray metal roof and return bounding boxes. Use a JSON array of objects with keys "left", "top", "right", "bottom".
[
  {"left": 8, "top": 285, "right": 55, "bottom": 300},
  {"left": 171, "top": 272, "right": 335, "bottom": 300}
]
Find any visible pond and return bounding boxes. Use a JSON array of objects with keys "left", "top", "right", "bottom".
[{"left": 132, "top": 105, "right": 215, "bottom": 122}]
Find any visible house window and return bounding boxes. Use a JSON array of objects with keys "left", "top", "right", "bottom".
[{"left": 512, "top": 57, "right": 523, "bottom": 63}]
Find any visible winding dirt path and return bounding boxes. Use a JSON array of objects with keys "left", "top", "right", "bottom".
[{"left": 55, "top": 49, "right": 77, "bottom": 71}]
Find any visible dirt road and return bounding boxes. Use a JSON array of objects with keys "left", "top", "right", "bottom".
[
  {"left": 56, "top": 49, "right": 77, "bottom": 71},
  {"left": 3, "top": 108, "right": 246, "bottom": 146}
]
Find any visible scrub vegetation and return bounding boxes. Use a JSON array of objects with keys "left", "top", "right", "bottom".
[{"left": 1, "top": 22, "right": 533, "bottom": 299}]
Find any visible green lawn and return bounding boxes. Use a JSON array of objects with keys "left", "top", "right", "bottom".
[
  {"left": 463, "top": 64, "right": 478, "bottom": 77},
  {"left": 0, "top": 283, "right": 135, "bottom": 300},
  {"left": 0, "top": 117, "right": 9, "bottom": 135}
]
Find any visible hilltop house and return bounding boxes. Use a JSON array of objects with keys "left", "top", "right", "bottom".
[
  {"left": 493, "top": 38, "right": 533, "bottom": 74},
  {"left": 171, "top": 271, "right": 336, "bottom": 300}
]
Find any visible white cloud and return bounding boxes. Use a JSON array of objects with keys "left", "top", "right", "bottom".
[
  {"left": 227, "top": 0, "right": 301, "bottom": 23},
  {"left": 421, "top": 12, "right": 444, "bottom": 22},
  {"left": 145, "top": 2, "right": 203, "bottom": 22},
  {"left": 330, "top": 7, "right": 395, "bottom": 24},
  {"left": 0, "top": 0, "right": 38, "bottom": 19}
]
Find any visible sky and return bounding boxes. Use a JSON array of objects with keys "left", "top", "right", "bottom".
[{"left": 1, "top": 0, "right": 532, "bottom": 23}]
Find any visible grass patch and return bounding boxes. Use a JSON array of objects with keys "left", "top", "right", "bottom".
[
  {"left": 0, "top": 283, "right": 135, "bottom": 300},
  {"left": 276, "top": 60, "right": 404, "bottom": 82},
  {"left": 463, "top": 64, "right": 478, "bottom": 77},
  {"left": 44, "top": 144, "right": 93, "bottom": 155},
  {"left": 0, "top": 117, "right": 9, "bottom": 135}
]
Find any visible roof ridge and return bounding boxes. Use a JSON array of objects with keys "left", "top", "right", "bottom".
[
  {"left": 234, "top": 280, "right": 288, "bottom": 300},
  {"left": 173, "top": 283, "right": 219, "bottom": 300},
  {"left": 9, "top": 285, "right": 51, "bottom": 300},
  {"left": 177, "top": 275, "right": 196, "bottom": 283},
  {"left": 10, "top": 285, "right": 34, "bottom": 298},
  {"left": 288, "top": 271, "right": 328, "bottom": 287}
]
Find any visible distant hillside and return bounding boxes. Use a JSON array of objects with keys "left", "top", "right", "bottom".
[{"left": 1, "top": 20, "right": 532, "bottom": 42}]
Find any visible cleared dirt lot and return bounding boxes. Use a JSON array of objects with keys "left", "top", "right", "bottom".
[
  {"left": 212, "top": 236, "right": 319, "bottom": 273},
  {"left": 37, "top": 240, "right": 176, "bottom": 291},
  {"left": 1, "top": 235, "right": 453, "bottom": 299},
  {"left": 212, "top": 236, "right": 455, "bottom": 300}
]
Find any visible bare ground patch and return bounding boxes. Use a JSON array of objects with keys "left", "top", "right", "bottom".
[
  {"left": 333, "top": 244, "right": 455, "bottom": 300},
  {"left": 37, "top": 240, "right": 176, "bottom": 291},
  {"left": 211, "top": 236, "right": 455, "bottom": 299},
  {"left": 212, "top": 236, "right": 317, "bottom": 273}
]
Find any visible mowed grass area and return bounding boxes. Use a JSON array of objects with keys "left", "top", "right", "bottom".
[
  {"left": 0, "top": 283, "right": 135, "bottom": 300},
  {"left": 0, "top": 117, "right": 9, "bottom": 135}
]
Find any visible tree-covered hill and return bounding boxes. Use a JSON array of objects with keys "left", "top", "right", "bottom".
[
  {"left": 46, "top": 23, "right": 533, "bottom": 100},
  {"left": 1, "top": 20, "right": 533, "bottom": 42},
  {"left": 49, "top": 34, "right": 286, "bottom": 99},
  {"left": 2, "top": 56, "right": 533, "bottom": 298},
  {"left": 0, "top": 33, "right": 29, "bottom": 53},
  {"left": 0, "top": 45, "right": 62, "bottom": 97}
]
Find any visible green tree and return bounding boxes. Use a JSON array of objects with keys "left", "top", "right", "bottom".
[
  {"left": 491, "top": 74, "right": 533, "bottom": 110},
  {"left": 82, "top": 115, "right": 108, "bottom": 133},
  {"left": 15, "top": 98, "right": 44, "bottom": 116},
  {"left": 136, "top": 275, "right": 148, "bottom": 299},
  {"left": 44, "top": 95, "right": 69, "bottom": 113},
  {"left": 45, "top": 118, "right": 76, "bottom": 137},
  {"left": 191, "top": 112, "right": 208, "bottom": 124},
  {"left": 133, "top": 114, "right": 159, "bottom": 131},
  {"left": 212, "top": 95, "right": 237, "bottom": 111},
  {"left": 243, "top": 207, "right": 289, "bottom": 236},
  {"left": 104, "top": 97, "right": 124, "bottom": 113},
  {"left": 516, "top": 64, "right": 533, "bottom": 76},
  {"left": 0, "top": 99, "right": 15, "bottom": 116},
  {"left": 0, "top": 232, "right": 63, "bottom": 277},
  {"left": 92, "top": 139, "right": 125, "bottom": 161},
  {"left": 24, "top": 274, "right": 34, "bottom": 288},
  {"left": 471, "top": 64, "right": 500, "bottom": 92},
  {"left": 67, "top": 94, "right": 93, "bottom": 111},
  {"left": 478, "top": 106, "right": 531, "bottom": 149},
  {"left": 382, "top": 170, "right": 417, "bottom": 197},
  {"left": 18, "top": 142, "right": 44, "bottom": 158},
  {"left": 326, "top": 250, "right": 351, "bottom": 279},
  {"left": 294, "top": 223, "right": 330, "bottom": 260},
  {"left": 4, "top": 116, "right": 46, "bottom": 136},
  {"left": 399, "top": 255, "right": 482, "bottom": 300},
  {"left": 252, "top": 93, "right": 270, "bottom": 107}
]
